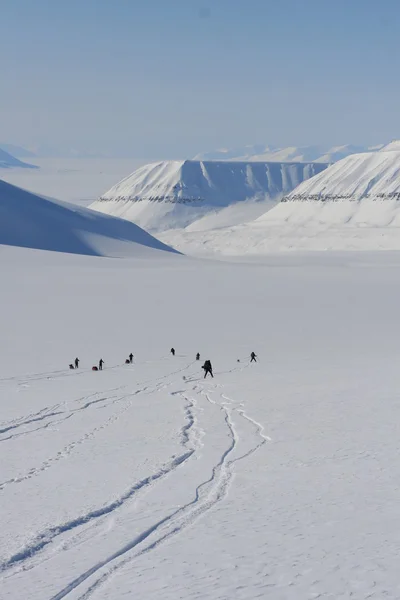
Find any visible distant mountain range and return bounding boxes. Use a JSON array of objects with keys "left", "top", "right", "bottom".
[
  {"left": 194, "top": 143, "right": 388, "bottom": 163},
  {"left": 90, "top": 159, "right": 327, "bottom": 232}
]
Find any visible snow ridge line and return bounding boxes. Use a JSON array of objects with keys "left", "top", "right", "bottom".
[{"left": 50, "top": 393, "right": 237, "bottom": 600}]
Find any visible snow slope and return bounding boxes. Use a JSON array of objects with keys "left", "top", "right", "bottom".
[
  {"left": 90, "top": 159, "right": 327, "bottom": 232},
  {"left": 0, "top": 148, "right": 38, "bottom": 169},
  {"left": 285, "top": 150, "right": 400, "bottom": 201},
  {"left": 0, "top": 143, "right": 36, "bottom": 158},
  {"left": 194, "top": 143, "right": 384, "bottom": 163},
  {"left": 2, "top": 246, "right": 400, "bottom": 599},
  {"left": 0, "top": 179, "right": 178, "bottom": 257},
  {"left": 160, "top": 150, "right": 400, "bottom": 255}
]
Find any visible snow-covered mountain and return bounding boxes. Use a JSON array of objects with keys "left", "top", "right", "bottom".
[
  {"left": 0, "top": 148, "right": 38, "bottom": 169},
  {"left": 90, "top": 159, "right": 327, "bottom": 232},
  {"left": 0, "top": 179, "right": 178, "bottom": 257},
  {"left": 160, "top": 150, "right": 400, "bottom": 255},
  {"left": 284, "top": 150, "right": 400, "bottom": 201},
  {"left": 0, "top": 143, "right": 36, "bottom": 158},
  {"left": 194, "top": 143, "right": 384, "bottom": 163}
]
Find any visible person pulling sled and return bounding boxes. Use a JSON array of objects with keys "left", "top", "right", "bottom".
[
  {"left": 250, "top": 352, "right": 257, "bottom": 363},
  {"left": 74, "top": 357, "right": 79, "bottom": 369},
  {"left": 99, "top": 358, "right": 104, "bottom": 371},
  {"left": 202, "top": 359, "right": 213, "bottom": 378},
  {"left": 170, "top": 348, "right": 175, "bottom": 356},
  {"left": 129, "top": 353, "right": 134, "bottom": 363}
]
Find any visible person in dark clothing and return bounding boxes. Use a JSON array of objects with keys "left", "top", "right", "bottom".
[
  {"left": 202, "top": 359, "right": 213, "bottom": 378},
  {"left": 196, "top": 353, "right": 200, "bottom": 361},
  {"left": 75, "top": 357, "right": 79, "bottom": 369},
  {"left": 250, "top": 352, "right": 257, "bottom": 363},
  {"left": 170, "top": 348, "right": 175, "bottom": 356},
  {"left": 99, "top": 358, "right": 104, "bottom": 370},
  {"left": 129, "top": 353, "right": 134, "bottom": 363}
]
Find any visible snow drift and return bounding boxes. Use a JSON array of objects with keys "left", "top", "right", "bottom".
[
  {"left": 0, "top": 179, "right": 178, "bottom": 257},
  {"left": 90, "top": 160, "right": 327, "bottom": 232},
  {"left": 160, "top": 150, "right": 400, "bottom": 255},
  {"left": 0, "top": 148, "right": 38, "bottom": 169}
]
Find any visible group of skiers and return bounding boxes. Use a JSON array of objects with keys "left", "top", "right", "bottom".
[
  {"left": 70, "top": 357, "right": 105, "bottom": 371},
  {"left": 170, "top": 348, "right": 257, "bottom": 378},
  {"left": 69, "top": 350, "right": 257, "bottom": 378}
]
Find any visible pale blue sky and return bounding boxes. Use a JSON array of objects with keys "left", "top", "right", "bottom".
[{"left": 1, "top": 0, "right": 400, "bottom": 158}]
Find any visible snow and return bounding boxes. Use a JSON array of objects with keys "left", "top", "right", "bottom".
[
  {"left": 90, "top": 160, "right": 327, "bottom": 232},
  {"left": 0, "top": 179, "right": 178, "bottom": 257},
  {"left": 286, "top": 150, "right": 400, "bottom": 201},
  {"left": 0, "top": 158, "right": 148, "bottom": 205},
  {"left": 160, "top": 150, "right": 400, "bottom": 255},
  {"left": 0, "top": 143, "right": 36, "bottom": 158},
  {"left": 0, "top": 147, "right": 38, "bottom": 170},
  {"left": 2, "top": 246, "right": 400, "bottom": 599},
  {"left": 194, "top": 143, "right": 385, "bottom": 163}
]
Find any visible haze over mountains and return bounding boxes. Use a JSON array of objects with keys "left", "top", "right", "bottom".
[{"left": 194, "top": 143, "right": 386, "bottom": 163}]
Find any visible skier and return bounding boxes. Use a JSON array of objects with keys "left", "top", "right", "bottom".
[
  {"left": 250, "top": 352, "right": 257, "bottom": 363},
  {"left": 170, "top": 348, "right": 175, "bottom": 356},
  {"left": 202, "top": 359, "right": 213, "bottom": 378},
  {"left": 74, "top": 357, "right": 79, "bottom": 369},
  {"left": 196, "top": 352, "right": 200, "bottom": 361},
  {"left": 129, "top": 353, "right": 134, "bottom": 363},
  {"left": 99, "top": 358, "right": 104, "bottom": 371}
]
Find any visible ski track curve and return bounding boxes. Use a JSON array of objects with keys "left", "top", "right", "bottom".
[
  {"left": 0, "top": 367, "right": 201, "bottom": 578},
  {"left": 0, "top": 395, "right": 131, "bottom": 491},
  {"left": 48, "top": 380, "right": 270, "bottom": 600}
]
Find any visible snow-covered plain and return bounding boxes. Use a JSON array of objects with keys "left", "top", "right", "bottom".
[{"left": 2, "top": 244, "right": 400, "bottom": 599}]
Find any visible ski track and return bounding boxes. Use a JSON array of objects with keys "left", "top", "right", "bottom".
[
  {"left": 48, "top": 378, "right": 269, "bottom": 600},
  {"left": 0, "top": 387, "right": 125, "bottom": 432},
  {"left": 0, "top": 394, "right": 123, "bottom": 443},
  {"left": 0, "top": 357, "right": 269, "bottom": 599},
  {"left": 0, "top": 395, "right": 130, "bottom": 491},
  {"left": 0, "top": 379, "right": 185, "bottom": 491},
  {"left": 0, "top": 367, "right": 200, "bottom": 577}
]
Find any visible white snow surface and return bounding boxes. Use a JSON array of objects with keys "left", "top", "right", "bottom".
[
  {"left": 194, "top": 143, "right": 385, "bottom": 163},
  {"left": 2, "top": 246, "right": 400, "bottom": 599},
  {"left": 160, "top": 150, "right": 400, "bottom": 255},
  {"left": 0, "top": 179, "right": 178, "bottom": 257},
  {"left": 90, "top": 160, "right": 327, "bottom": 232}
]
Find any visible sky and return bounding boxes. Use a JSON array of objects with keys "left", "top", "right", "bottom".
[{"left": 1, "top": 0, "right": 400, "bottom": 158}]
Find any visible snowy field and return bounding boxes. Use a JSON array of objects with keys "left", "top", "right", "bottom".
[{"left": 2, "top": 246, "right": 400, "bottom": 599}]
